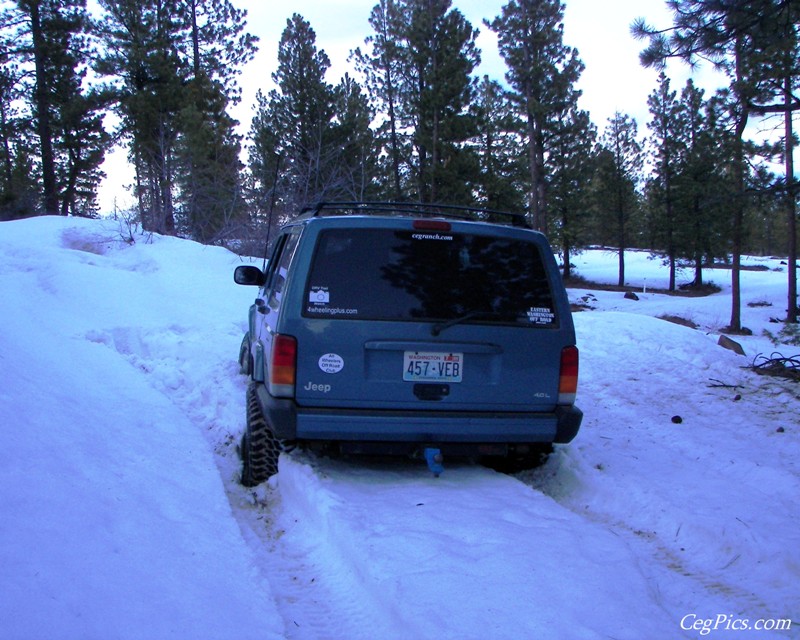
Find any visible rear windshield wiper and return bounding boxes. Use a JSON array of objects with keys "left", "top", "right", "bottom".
[{"left": 431, "top": 310, "right": 497, "bottom": 336}]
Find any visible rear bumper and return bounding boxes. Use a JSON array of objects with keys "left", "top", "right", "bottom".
[{"left": 255, "top": 384, "right": 582, "bottom": 445}]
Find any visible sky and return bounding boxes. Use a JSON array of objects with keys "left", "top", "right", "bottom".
[{"left": 98, "top": 0, "right": 724, "bottom": 214}]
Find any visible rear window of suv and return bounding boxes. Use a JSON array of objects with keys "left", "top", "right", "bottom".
[{"left": 303, "top": 227, "right": 557, "bottom": 327}]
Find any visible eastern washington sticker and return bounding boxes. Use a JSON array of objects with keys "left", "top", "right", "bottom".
[{"left": 527, "top": 307, "right": 555, "bottom": 324}]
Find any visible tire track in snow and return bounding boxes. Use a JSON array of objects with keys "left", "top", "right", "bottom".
[
  {"left": 259, "top": 452, "right": 679, "bottom": 639},
  {"left": 565, "top": 500, "right": 774, "bottom": 620},
  {"left": 520, "top": 436, "right": 798, "bottom": 632},
  {"left": 226, "top": 473, "right": 403, "bottom": 640}
]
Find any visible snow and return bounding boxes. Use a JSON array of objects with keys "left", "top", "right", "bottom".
[{"left": 1, "top": 216, "right": 797, "bottom": 639}]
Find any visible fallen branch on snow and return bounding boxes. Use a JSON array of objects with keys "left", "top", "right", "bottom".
[
  {"left": 707, "top": 378, "right": 743, "bottom": 390},
  {"left": 748, "top": 352, "right": 800, "bottom": 382}
]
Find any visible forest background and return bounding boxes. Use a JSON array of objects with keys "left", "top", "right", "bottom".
[{"left": 1, "top": 0, "right": 798, "bottom": 330}]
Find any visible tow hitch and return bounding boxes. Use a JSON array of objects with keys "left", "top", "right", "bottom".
[{"left": 423, "top": 447, "right": 444, "bottom": 477}]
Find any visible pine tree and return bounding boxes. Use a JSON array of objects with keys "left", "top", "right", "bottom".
[
  {"left": 744, "top": 1, "right": 799, "bottom": 323},
  {"left": 250, "top": 14, "right": 381, "bottom": 215},
  {"left": 353, "top": 0, "right": 408, "bottom": 200},
  {"left": 355, "top": 0, "right": 480, "bottom": 204},
  {"left": 646, "top": 71, "right": 685, "bottom": 290},
  {"left": 262, "top": 14, "right": 336, "bottom": 209},
  {"left": 173, "top": 0, "right": 255, "bottom": 242},
  {"left": 1, "top": 0, "right": 109, "bottom": 217},
  {"left": 401, "top": 0, "right": 480, "bottom": 204},
  {"left": 471, "top": 75, "right": 526, "bottom": 213},
  {"left": 548, "top": 105, "right": 595, "bottom": 277},
  {"left": 246, "top": 89, "right": 282, "bottom": 224},
  {"left": 594, "top": 112, "right": 643, "bottom": 287},
  {"left": 48, "top": 20, "right": 112, "bottom": 217},
  {"left": 96, "top": 0, "right": 186, "bottom": 234},
  {"left": 175, "top": 72, "right": 245, "bottom": 243},
  {"left": 673, "top": 81, "right": 731, "bottom": 288},
  {"left": 15, "top": 0, "right": 60, "bottom": 214},
  {"left": 96, "top": 0, "right": 254, "bottom": 238},
  {"left": 633, "top": 0, "right": 795, "bottom": 330},
  {"left": 180, "top": 0, "right": 257, "bottom": 98},
  {"left": 327, "top": 74, "right": 380, "bottom": 200},
  {"left": 488, "top": 0, "right": 583, "bottom": 232},
  {"left": 0, "top": 43, "right": 37, "bottom": 219}
]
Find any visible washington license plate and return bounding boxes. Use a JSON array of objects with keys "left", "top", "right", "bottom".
[{"left": 403, "top": 351, "right": 463, "bottom": 382}]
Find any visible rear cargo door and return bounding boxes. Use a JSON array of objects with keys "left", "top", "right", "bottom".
[{"left": 292, "top": 223, "right": 568, "bottom": 412}]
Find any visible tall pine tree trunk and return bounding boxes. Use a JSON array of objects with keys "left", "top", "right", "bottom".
[
  {"left": 728, "top": 43, "right": 749, "bottom": 332},
  {"left": 618, "top": 216, "right": 626, "bottom": 287},
  {"left": 385, "top": 68, "right": 403, "bottom": 200},
  {"left": 616, "top": 168, "right": 626, "bottom": 287},
  {"left": 526, "top": 107, "right": 547, "bottom": 233},
  {"left": 664, "top": 159, "right": 676, "bottom": 291},
  {"left": 693, "top": 203, "right": 704, "bottom": 287},
  {"left": 784, "top": 75, "right": 798, "bottom": 324},
  {"left": 562, "top": 206, "right": 572, "bottom": 278},
  {"left": 27, "top": 0, "right": 58, "bottom": 215}
]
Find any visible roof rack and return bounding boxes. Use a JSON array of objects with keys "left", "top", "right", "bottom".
[{"left": 299, "top": 201, "right": 529, "bottom": 228}]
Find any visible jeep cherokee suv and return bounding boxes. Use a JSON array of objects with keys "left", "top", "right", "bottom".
[{"left": 234, "top": 202, "right": 581, "bottom": 485}]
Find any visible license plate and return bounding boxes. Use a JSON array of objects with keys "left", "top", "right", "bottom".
[{"left": 403, "top": 351, "right": 463, "bottom": 382}]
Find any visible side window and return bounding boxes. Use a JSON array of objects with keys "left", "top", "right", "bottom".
[
  {"left": 262, "top": 234, "right": 287, "bottom": 291},
  {"left": 267, "top": 231, "right": 301, "bottom": 311}
]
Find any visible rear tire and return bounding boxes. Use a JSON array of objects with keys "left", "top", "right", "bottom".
[
  {"left": 238, "top": 334, "right": 251, "bottom": 376},
  {"left": 240, "top": 383, "right": 283, "bottom": 487}
]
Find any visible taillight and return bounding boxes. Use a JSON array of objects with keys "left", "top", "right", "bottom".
[
  {"left": 558, "top": 346, "right": 578, "bottom": 404},
  {"left": 269, "top": 334, "right": 297, "bottom": 397}
]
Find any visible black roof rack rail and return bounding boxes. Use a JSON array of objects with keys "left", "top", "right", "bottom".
[{"left": 299, "top": 201, "right": 529, "bottom": 228}]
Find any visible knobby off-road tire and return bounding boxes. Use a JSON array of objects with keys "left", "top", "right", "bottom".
[
  {"left": 238, "top": 333, "right": 251, "bottom": 376},
  {"left": 240, "top": 383, "right": 284, "bottom": 487}
]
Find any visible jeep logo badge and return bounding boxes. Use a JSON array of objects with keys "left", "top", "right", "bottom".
[{"left": 304, "top": 381, "right": 332, "bottom": 393}]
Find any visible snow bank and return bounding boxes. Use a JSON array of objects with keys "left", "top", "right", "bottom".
[{"left": 0, "top": 217, "right": 282, "bottom": 640}]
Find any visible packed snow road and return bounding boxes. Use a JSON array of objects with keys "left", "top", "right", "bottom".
[
  {"left": 235, "top": 454, "right": 678, "bottom": 639},
  {"left": 1, "top": 217, "right": 797, "bottom": 639}
]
